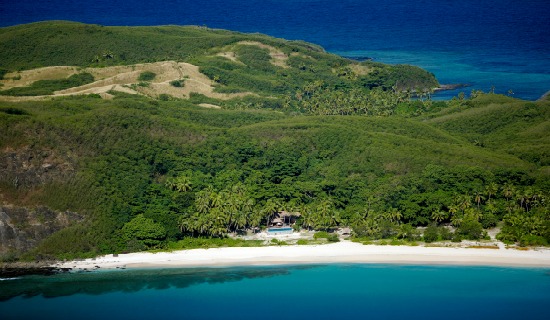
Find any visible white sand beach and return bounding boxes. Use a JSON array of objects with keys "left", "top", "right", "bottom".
[{"left": 57, "top": 241, "right": 550, "bottom": 270}]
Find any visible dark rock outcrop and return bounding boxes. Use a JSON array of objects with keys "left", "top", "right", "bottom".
[
  {"left": 0, "top": 205, "right": 83, "bottom": 254},
  {"left": 0, "top": 146, "right": 75, "bottom": 189},
  {"left": 0, "top": 146, "right": 83, "bottom": 256},
  {"left": 0, "top": 261, "right": 71, "bottom": 277}
]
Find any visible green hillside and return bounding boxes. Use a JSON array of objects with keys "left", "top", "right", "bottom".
[
  {"left": 0, "top": 22, "right": 549, "bottom": 261},
  {"left": 424, "top": 95, "right": 550, "bottom": 167}
]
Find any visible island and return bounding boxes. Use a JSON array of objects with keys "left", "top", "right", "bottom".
[{"left": 0, "top": 22, "right": 548, "bottom": 270}]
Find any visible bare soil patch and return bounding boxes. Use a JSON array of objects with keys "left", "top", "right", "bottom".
[
  {"left": 217, "top": 41, "right": 290, "bottom": 68},
  {"left": 0, "top": 61, "right": 253, "bottom": 102},
  {"left": 198, "top": 103, "right": 222, "bottom": 109}
]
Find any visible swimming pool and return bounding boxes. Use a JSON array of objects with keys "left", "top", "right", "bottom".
[{"left": 267, "top": 227, "right": 293, "bottom": 234}]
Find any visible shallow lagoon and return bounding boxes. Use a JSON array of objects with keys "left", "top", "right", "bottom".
[{"left": 1, "top": 264, "right": 549, "bottom": 320}]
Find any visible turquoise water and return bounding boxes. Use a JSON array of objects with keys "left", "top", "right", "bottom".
[
  {"left": 1, "top": 0, "right": 549, "bottom": 100},
  {"left": 1, "top": 264, "right": 549, "bottom": 319},
  {"left": 335, "top": 50, "right": 550, "bottom": 101},
  {"left": 268, "top": 227, "right": 293, "bottom": 233}
]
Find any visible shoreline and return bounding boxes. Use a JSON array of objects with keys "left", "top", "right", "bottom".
[
  {"left": 538, "top": 89, "right": 550, "bottom": 101},
  {"left": 55, "top": 241, "right": 550, "bottom": 271},
  {"left": 433, "top": 83, "right": 472, "bottom": 92}
]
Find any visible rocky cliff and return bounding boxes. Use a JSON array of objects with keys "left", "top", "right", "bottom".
[
  {"left": 0, "top": 205, "right": 82, "bottom": 254},
  {"left": 0, "top": 146, "right": 82, "bottom": 256}
]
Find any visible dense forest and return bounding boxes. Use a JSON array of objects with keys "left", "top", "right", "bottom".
[{"left": 0, "top": 22, "right": 548, "bottom": 260}]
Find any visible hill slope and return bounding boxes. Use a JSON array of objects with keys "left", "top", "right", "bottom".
[{"left": 425, "top": 94, "right": 550, "bottom": 168}]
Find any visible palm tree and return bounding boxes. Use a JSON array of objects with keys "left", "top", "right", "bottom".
[
  {"left": 384, "top": 208, "right": 402, "bottom": 223},
  {"left": 165, "top": 177, "right": 177, "bottom": 190},
  {"left": 397, "top": 224, "right": 417, "bottom": 240},
  {"left": 525, "top": 216, "right": 544, "bottom": 236},
  {"left": 211, "top": 191, "right": 225, "bottom": 209},
  {"left": 328, "top": 211, "right": 341, "bottom": 229},
  {"left": 502, "top": 183, "right": 515, "bottom": 201},
  {"left": 300, "top": 204, "right": 315, "bottom": 230},
  {"left": 224, "top": 194, "right": 239, "bottom": 231},
  {"left": 485, "top": 200, "right": 498, "bottom": 215},
  {"left": 522, "top": 187, "right": 534, "bottom": 212},
  {"left": 262, "top": 198, "right": 281, "bottom": 227},
  {"left": 233, "top": 211, "right": 248, "bottom": 232},
  {"left": 242, "top": 198, "right": 255, "bottom": 215},
  {"left": 431, "top": 210, "right": 448, "bottom": 224},
  {"left": 485, "top": 182, "right": 498, "bottom": 201},
  {"left": 474, "top": 191, "right": 485, "bottom": 210},
  {"left": 465, "top": 208, "right": 483, "bottom": 222},
  {"left": 248, "top": 210, "right": 263, "bottom": 232},
  {"left": 451, "top": 214, "right": 463, "bottom": 227},
  {"left": 177, "top": 177, "right": 192, "bottom": 192},
  {"left": 531, "top": 189, "right": 544, "bottom": 209},
  {"left": 316, "top": 199, "right": 334, "bottom": 230},
  {"left": 448, "top": 205, "right": 459, "bottom": 218},
  {"left": 209, "top": 207, "right": 229, "bottom": 236},
  {"left": 505, "top": 201, "right": 517, "bottom": 214},
  {"left": 195, "top": 190, "right": 212, "bottom": 214},
  {"left": 195, "top": 212, "right": 212, "bottom": 235},
  {"left": 363, "top": 218, "right": 381, "bottom": 238},
  {"left": 457, "top": 194, "right": 472, "bottom": 213},
  {"left": 174, "top": 176, "right": 192, "bottom": 192},
  {"left": 178, "top": 215, "right": 192, "bottom": 233},
  {"left": 515, "top": 188, "right": 529, "bottom": 212}
]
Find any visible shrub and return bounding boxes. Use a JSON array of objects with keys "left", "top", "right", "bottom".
[
  {"left": 270, "top": 239, "right": 287, "bottom": 246},
  {"left": 313, "top": 231, "right": 330, "bottom": 239},
  {"left": 121, "top": 214, "right": 166, "bottom": 250},
  {"left": 170, "top": 79, "right": 185, "bottom": 87},
  {"left": 0, "top": 107, "right": 29, "bottom": 115},
  {"left": 138, "top": 71, "right": 156, "bottom": 81},
  {"left": 451, "top": 233, "right": 463, "bottom": 242},
  {"left": 439, "top": 226, "right": 453, "bottom": 241},
  {"left": 519, "top": 235, "right": 548, "bottom": 247},
  {"left": 423, "top": 225, "right": 439, "bottom": 243},
  {"left": 481, "top": 213, "right": 498, "bottom": 229},
  {"left": 456, "top": 220, "right": 484, "bottom": 240},
  {"left": 0, "top": 72, "right": 94, "bottom": 96},
  {"left": 0, "top": 250, "right": 19, "bottom": 263},
  {"left": 398, "top": 224, "right": 422, "bottom": 241},
  {"left": 390, "top": 239, "right": 404, "bottom": 246},
  {"left": 158, "top": 94, "right": 171, "bottom": 101},
  {"left": 312, "top": 231, "right": 339, "bottom": 242}
]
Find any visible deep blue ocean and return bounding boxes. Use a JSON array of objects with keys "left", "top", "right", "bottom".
[
  {"left": 1, "top": 265, "right": 550, "bottom": 320},
  {"left": 1, "top": 0, "right": 549, "bottom": 100}
]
